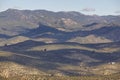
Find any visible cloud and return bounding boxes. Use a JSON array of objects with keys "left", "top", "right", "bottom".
[
  {"left": 82, "top": 8, "right": 96, "bottom": 12},
  {"left": 12, "top": 6, "right": 22, "bottom": 9},
  {"left": 115, "top": 10, "right": 120, "bottom": 14}
]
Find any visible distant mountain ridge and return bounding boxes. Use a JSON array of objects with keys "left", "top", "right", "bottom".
[
  {"left": 0, "top": 9, "right": 120, "bottom": 79},
  {"left": 0, "top": 9, "right": 120, "bottom": 34},
  {"left": 0, "top": 9, "right": 120, "bottom": 44}
]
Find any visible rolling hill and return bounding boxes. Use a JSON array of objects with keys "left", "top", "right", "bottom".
[{"left": 0, "top": 9, "right": 120, "bottom": 79}]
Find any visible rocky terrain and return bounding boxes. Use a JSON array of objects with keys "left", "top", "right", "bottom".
[{"left": 0, "top": 9, "right": 120, "bottom": 79}]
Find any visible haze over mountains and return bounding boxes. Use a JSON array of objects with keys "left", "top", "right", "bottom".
[{"left": 0, "top": 9, "right": 120, "bottom": 79}]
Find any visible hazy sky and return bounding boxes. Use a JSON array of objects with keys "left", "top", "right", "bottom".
[{"left": 0, "top": 0, "right": 120, "bottom": 15}]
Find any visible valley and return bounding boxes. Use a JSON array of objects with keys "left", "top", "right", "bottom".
[{"left": 0, "top": 9, "right": 120, "bottom": 80}]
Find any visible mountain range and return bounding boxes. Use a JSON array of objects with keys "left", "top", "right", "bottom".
[
  {"left": 0, "top": 9, "right": 120, "bottom": 45},
  {"left": 0, "top": 9, "right": 120, "bottom": 79}
]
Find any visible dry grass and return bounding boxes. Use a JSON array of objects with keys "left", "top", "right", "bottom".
[
  {"left": 0, "top": 51, "right": 13, "bottom": 57},
  {"left": 28, "top": 43, "right": 120, "bottom": 54},
  {"left": 97, "top": 47, "right": 120, "bottom": 53},
  {"left": 28, "top": 44, "right": 95, "bottom": 52}
]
